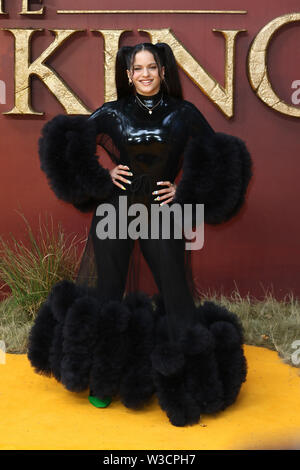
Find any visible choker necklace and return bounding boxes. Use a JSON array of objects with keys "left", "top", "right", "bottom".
[{"left": 135, "top": 93, "right": 163, "bottom": 115}]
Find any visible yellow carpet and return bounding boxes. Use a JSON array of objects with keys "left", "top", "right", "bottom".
[{"left": 0, "top": 345, "right": 300, "bottom": 450}]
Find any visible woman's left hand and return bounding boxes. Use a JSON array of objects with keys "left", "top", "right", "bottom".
[{"left": 152, "top": 181, "right": 177, "bottom": 206}]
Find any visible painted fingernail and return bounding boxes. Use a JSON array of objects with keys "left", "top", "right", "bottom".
[
  {"left": 121, "top": 185, "right": 126, "bottom": 190},
  {"left": 153, "top": 190, "right": 158, "bottom": 195},
  {"left": 127, "top": 180, "right": 132, "bottom": 184},
  {"left": 154, "top": 196, "right": 160, "bottom": 201},
  {"left": 128, "top": 172, "right": 133, "bottom": 176},
  {"left": 157, "top": 181, "right": 163, "bottom": 185}
]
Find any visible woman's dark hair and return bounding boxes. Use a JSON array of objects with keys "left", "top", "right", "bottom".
[{"left": 115, "top": 42, "right": 183, "bottom": 100}]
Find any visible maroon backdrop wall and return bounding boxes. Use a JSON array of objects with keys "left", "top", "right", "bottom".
[{"left": 0, "top": 0, "right": 299, "bottom": 300}]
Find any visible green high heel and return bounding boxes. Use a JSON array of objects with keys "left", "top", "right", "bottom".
[{"left": 88, "top": 395, "right": 112, "bottom": 408}]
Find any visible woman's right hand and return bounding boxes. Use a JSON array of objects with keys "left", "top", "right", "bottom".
[{"left": 109, "top": 164, "right": 133, "bottom": 190}]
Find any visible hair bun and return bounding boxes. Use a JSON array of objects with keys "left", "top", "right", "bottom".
[
  {"left": 117, "top": 46, "right": 134, "bottom": 68},
  {"left": 155, "top": 43, "right": 172, "bottom": 65}
]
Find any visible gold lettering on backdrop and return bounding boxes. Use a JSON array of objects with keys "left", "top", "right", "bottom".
[
  {"left": 141, "top": 28, "right": 245, "bottom": 118},
  {"left": 247, "top": 12, "right": 300, "bottom": 118},
  {"left": 2, "top": 29, "right": 91, "bottom": 115},
  {"left": 57, "top": 10, "right": 247, "bottom": 15},
  {"left": 92, "top": 29, "right": 130, "bottom": 102},
  {"left": 0, "top": 0, "right": 7, "bottom": 15},
  {"left": 20, "top": 0, "right": 44, "bottom": 15}
]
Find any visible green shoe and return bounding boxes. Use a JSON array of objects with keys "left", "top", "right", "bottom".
[{"left": 88, "top": 395, "right": 112, "bottom": 408}]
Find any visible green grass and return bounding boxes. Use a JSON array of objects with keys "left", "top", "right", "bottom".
[
  {"left": 0, "top": 212, "right": 84, "bottom": 320},
  {"left": 0, "top": 296, "right": 33, "bottom": 354},
  {"left": 0, "top": 213, "right": 85, "bottom": 352}
]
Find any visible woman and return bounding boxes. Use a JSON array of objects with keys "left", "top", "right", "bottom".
[{"left": 28, "top": 42, "right": 252, "bottom": 427}]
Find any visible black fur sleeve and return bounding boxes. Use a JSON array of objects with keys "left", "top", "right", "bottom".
[
  {"left": 38, "top": 113, "right": 115, "bottom": 212},
  {"left": 174, "top": 103, "right": 253, "bottom": 225}
]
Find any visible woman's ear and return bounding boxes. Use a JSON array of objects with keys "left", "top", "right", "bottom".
[
  {"left": 161, "top": 66, "right": 165, "bottom": 79},
  {"left": 127, "top": 69, "right": 132, "bottom": 83}
]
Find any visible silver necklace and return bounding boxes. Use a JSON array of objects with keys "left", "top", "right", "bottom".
[{"left": 135, "top": 93, "right": 163, "bottom": 115}]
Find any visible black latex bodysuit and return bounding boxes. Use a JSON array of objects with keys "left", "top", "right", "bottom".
[
  {"left": 89, "top": 90, "right": 214, "bottom": 206},
  {"left": 76, "top": 90, "right": 215, "bottom": 343}
]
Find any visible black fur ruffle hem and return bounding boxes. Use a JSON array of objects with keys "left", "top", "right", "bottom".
[{"left": 27, "top": 280, "right": 247, "bottom": 427}]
